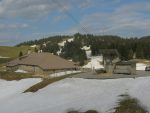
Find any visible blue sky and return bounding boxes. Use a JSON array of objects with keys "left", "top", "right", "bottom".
[{"left": 0, "top": 0, "right": 150, "bottom": 46}]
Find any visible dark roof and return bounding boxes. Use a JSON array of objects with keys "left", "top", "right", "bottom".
[
  {"left": 99, "top": 49, "right": 119, "bottom": 56},
  {"left": 116, "top": 61, "right": 136, "bottom": 65},
  {"left": 6, "top": 53, "right": 76, "bottom": 70}
]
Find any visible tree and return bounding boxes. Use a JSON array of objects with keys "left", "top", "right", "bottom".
[
  {"left": 19, "top": 51, "right": 23, "bottom": 57},
  {"left": 34, "top": 47, "right": 38, "bottom": 53}
]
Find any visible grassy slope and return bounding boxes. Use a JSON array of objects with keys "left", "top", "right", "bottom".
[
  {"left": 0, "top": 46, "right": 32, "bottom": 58},
  {"left": 0, "top": 71, "right": 34, "bottom": 81},
  {"left": 24, "top": 73, "right": 82, "bottom": 93}
]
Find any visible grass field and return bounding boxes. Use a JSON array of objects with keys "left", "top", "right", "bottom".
[
  {"left": 24, "top": 75, "right": 73, "bottom": 93},
  {"left": 24, "top": 73, "right": 82, "bottom": 93},
  {"left": 0, "top": 46, "right": 33, "bottom": 58},
  {"left": 0, "top": 71, "right": 34, "bottom": 81}
]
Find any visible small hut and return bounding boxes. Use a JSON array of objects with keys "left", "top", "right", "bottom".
[{"left": 113, "top": 61, "right": 136, "bottom": 75}]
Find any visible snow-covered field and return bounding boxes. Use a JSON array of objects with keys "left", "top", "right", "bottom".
[{"left": 0, "top": 77, "right": 150, "bottom": 113}]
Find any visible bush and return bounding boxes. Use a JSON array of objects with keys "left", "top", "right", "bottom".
[
  {"left": 0, "top": 71, "right": 33, "bottom": 81},
  {"left": 114, "top": 95, "right": 147, "bottom": 113},
  {"left": 67, "top": 110, "right": 98, "bottom": 113}
]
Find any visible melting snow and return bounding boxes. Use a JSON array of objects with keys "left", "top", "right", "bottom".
[
  {"left": 83, "top": 56, "right": 104, "bottom": 69},
  {"left": 30, "top": 45, "right": 37, "bottom": 48},
  {"left": 15, "top": 69, "right": 28, "bottom": 73},
  {"left": 81, "top": 46, "right": 90, "bottom": 51},
  {"left": 85, "top": 50, "right": 92, "bottom": 58},
  {"left": 49, "top": 71, "right": 81, "bottom": 77},
  {"left": 58, "top": 38, "right": 74, "bottom": 47},
  {"left": 0, "top": 56, "right": 10, "bottom": 58},
  {"left": 0, "top": 77, "right": 150, "bottom": 113}
]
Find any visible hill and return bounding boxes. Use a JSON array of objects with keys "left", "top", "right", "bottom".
[
  {"left": 16, "top": 33, "right": 150, "bottom": 65},
  {"left": 0, "top": 46, "right": 32, "bottom": 58},
  {"left": 0, "top": 46, "right": 33, "bottom": 65}
]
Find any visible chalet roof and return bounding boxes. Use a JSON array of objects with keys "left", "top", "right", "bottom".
[{"left": 6, "top": 53, "right": 76, "bottom": 70}]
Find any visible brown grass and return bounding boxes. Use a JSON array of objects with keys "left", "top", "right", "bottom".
[
  {"left": 67, "top": 110, "right": 98, "bottom": 113},
  {"left": 24, "top": 73, "right": 79, "bottom": 93},
  {"left": 0, "top": 71, "right": 34, "bottom": 81},
  {"left": 114, "top": 95, "right": 147, "bottom": 113}
]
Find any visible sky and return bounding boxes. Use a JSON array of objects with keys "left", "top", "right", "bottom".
[{"left": 0, "top": 0, "right": 150, "bottom": 46}]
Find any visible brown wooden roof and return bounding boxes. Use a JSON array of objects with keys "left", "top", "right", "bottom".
[{"left": 6, "top": 53, "right": 76, "bottom": 70}]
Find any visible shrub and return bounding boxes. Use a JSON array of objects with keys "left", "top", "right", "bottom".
[
  {"left": 67, "top": 110, "right": 98, "bottom": 113},
  {"left": 114, "top": 95, "right": 147, "bottom": 113}
]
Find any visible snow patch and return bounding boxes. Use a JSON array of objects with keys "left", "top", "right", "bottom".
[
  {"left": 30, "top": 45, "right": 37, "bottom": 48},
  {"left": 83, "top": 56, "right": 104, "bottom": 69},
  {"left": 136, "top": 63, "right": 147, "bottom": 70},
  {"left": 58, "top": 38, "right": 74, "bottom": 47},
  {"left": 49, "top": 71, "right": 81, "bottom": 77},
  {"left": 85, "top": 50, "right": 92, "bottom": 58},
  {"left": 81, "top": 46, "right": 90, "bottom": 51},
  {"left": 15, "top": 69, "right": 28, "bottom": 73},
  {"left": 0, "top": 56, "right": 10, "bottom": 58},
  {"left": 57, "top": 48, "right": 62, "bottom": 55}
]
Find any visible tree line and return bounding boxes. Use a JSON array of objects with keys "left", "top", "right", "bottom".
[{"left": 16, "top": 33, "right": 150, "bottom": 64}]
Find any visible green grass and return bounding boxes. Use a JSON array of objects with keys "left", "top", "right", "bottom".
[
  {"left": 0, "top": 46, "right": 32, "bottom": 59},
  {"left": 114, "top": 95, "right": 147, "bottom": 113},
  {"left": 0, "top": 71, "right": 34, "bottom": 81},
  {"left": 0, "top": 58, "right": 12, "bottom": 64}
]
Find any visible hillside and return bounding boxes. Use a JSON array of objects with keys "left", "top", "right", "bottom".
[
  {"left": 0, "top": 46, "right": 32, "bottom": 58},
  {"left": 0, "top": 46, "right": 33, "bottom": 65},
  {"left": 16, "top": 34, "right": 150, "bottom": 64}
]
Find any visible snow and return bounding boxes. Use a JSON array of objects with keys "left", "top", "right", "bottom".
[
  {"left": 81, "top": 46, "right": 90, "bottom": 51},
  {"left": 85, "top": 50, "right": 92, "bottom": 58},
  {"left": 136, "top": 63, "right": 147, "bottom": 70},
  {"left": 83, "top": 56, "right": 104, "bottom": 69},
  {"left": 57, "top": 48, "right": 62, "bottom": 55},
  {"left": 83, "top": 49, "right": 104, "bottom": 70},
  {"left": 58, "top": 41, "right": 66, "bottom": 47},
  {"left": 0, "top": 56, "right": 10, "bottom": 58},
  {"left": 58, "top": 38, "right": 74, "bottom": 47},
  {"left": 15, "top": 69, "right": 28, "bottom": 73},
  {"left": 67, "top": 38, "right": 74, "bottom": 42},
  {"left": 0, "top": 78, "right": 41, "bottom": 102},
  {"left": 49, "top": 70, "right": 81, "bottom": 77},
  {"left": 0, "top": 77, "right": 150, "bottom": 113},
  {"left": 30, "top": 45, "right": 37, "bottom": 48}
]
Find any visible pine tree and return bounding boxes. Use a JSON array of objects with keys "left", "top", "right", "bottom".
[{"left": 19, "top": 51, "right": 23, "bottom": 57}]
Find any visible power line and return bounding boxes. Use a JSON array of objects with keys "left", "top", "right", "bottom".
[{"left": 51, "top": 0, "right": 89, "bottom": 35}]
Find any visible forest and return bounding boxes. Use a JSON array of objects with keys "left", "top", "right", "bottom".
[{"left": 17, "top": 33, "right": 150, "bottom": 64}]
